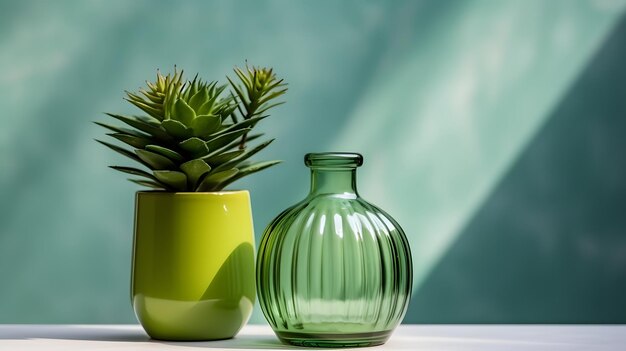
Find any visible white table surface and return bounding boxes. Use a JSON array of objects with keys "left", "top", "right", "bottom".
[{"left": 0, "top": 324, "right": 624, "bottom": 350}]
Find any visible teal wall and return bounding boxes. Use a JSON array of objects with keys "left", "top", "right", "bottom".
[{"left": 0, "top": 0, "right": 625, "bottom": 323}]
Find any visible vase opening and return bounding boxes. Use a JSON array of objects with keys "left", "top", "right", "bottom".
[{"left": 304, "top": 152, "right": 363, "bottom": 170}]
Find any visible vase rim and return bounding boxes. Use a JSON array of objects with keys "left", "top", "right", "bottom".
[{"left": 305, "top": 152, "right": 363, "bottom": 169}]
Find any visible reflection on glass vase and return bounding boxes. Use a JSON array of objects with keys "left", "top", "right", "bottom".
[{"left": 257, "top": 153, "right": 413, "bottom": 347}]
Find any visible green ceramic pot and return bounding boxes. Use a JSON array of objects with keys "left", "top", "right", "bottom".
[{"left": 131, "top": 191, "right": 255, "bottom": 341}]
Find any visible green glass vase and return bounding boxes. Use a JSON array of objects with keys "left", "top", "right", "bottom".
[{"left": 257, "top": 153, "right": 413, "bottom": 347}]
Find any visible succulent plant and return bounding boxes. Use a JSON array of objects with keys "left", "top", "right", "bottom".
[{"left": 96, "top": 65, "right": 287, "bottom": 192}]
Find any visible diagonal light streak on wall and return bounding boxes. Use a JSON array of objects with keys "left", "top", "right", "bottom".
[{"left": 333, "top": 0, "right": 626, "bottom": 294}]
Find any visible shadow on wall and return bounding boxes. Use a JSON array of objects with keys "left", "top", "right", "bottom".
[{"left": 406, "top": 13, "right": 626, "bottom": 324}]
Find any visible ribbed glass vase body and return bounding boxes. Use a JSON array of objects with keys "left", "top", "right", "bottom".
[{"left": 257, "top": 153, "right": 412, "bottom": 347}]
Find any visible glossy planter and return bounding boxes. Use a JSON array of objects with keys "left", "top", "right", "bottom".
[{"left": 131, "top": 191, "right": 255, "bottom": 341}]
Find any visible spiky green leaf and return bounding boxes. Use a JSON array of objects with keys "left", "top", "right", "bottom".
[
  {"left": 183, "top": 74, "right": 199, "bottom": 101},
  {"left": 227, "top": 76, "right": 249, "bottom": 110},
  {"left": 136, "top": 149, "right": 176, "bottom": 170},
  {"left": 258, "top": 89, "right": 287, "bottom": 106},
  {"left": 96, "top": 139, "right": 147, "bottom": 167},
  {"left": 191, "top": 114, "right": 221, "bottom": 138},
  {"left": 109, "top": 166, "right": 156, "bottom": 180},
  {"left": 188, "top": 88, "right": 209, "bottom": 111},
  {"left": 196, "top": 82, "right": 221, "bottom": 115},
  {"left": 205, "top": 128, "right": 250, "bottom": 151},
  {"left": 129, "top": 178, "right": 166, "bottom": 189},
  {"left": 219, "top": 133, "right": 264, "bottom": 152},
  {"left": 161, "top": 119, "right": 193, "bottom": 139},
  {"left": 213, "top": 138, "right": 275, "bottom": 172},
  {"left": 233, "top": 67, "right": 252, "bottom": 89},
  {"left": 108, "top": 133, "right": 151, "bottom": 149},
  {"left": 256, "top": 101, "right": 286, "bottom": 116},
  {"left": 196, "top": 168, "right": 239, "bottom": 192},
  {"left": 173, "top": 98, "right": 195, "bottom": 125},
  {"left": 219, "top": 160, "right": 282, "bottom": 188},
  {"left": 153, "top": 170, "right": 187, "bottom": 191},
  {"left": 145, "top": 145, "right": 184, "bottom": 162},
  {"left": 124, "top": 94, "right": 163, "bottom": 120},
  {"left": 204, "top": 149, "right": 245, "bottom": 167},
  {"left": 139, "top": 89, "right": 163, "bottom": 104},
  {"left": 94, "top": 121, "right": 147, "bottom": 138},
  {"left": 180, "top": 159, "right": 212, "bottom": 189},
  {"left": 105, "top": 113, "right": 170, "bottom": 140},
  {"left": 179, "top": 137, "right": 210, "bottom": 158},
  {"left": 212, "top": 115, "right": 267, "bottom": 138}
]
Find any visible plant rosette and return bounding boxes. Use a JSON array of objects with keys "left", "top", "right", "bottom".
[{"left": 97, "top": 65, "right": 287, "bottom": 340}]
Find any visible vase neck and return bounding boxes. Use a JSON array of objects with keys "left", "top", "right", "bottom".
[
  {"left": 309, "top": 169, "right": 358, "bottom": 196},
  {"left": 305, "top": 152, "right": 363, "bottom": 197}
]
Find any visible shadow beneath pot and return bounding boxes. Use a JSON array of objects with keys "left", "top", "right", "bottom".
[
  {"left": 156, "top": 332, "right": 292, "bottom": 349},
  {"left": 0, "top": 325, "right": 302, "bottom": 349},
  {"left": 0, "top": 325, "right": 150, "bottom": 342}
]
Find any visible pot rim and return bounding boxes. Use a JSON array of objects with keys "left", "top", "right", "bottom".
[{"left": 136, "top": 189, "right": 249, "bottom": 196}]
